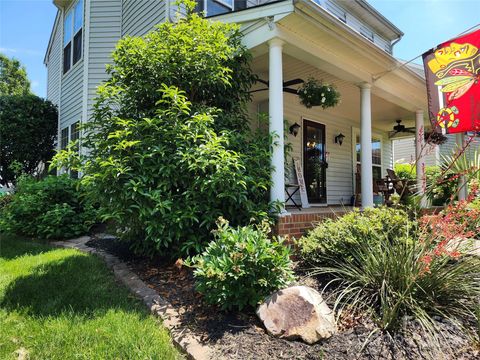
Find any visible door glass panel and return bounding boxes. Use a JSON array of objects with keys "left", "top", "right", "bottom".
[{"left": 304, "top": 121, "right": 327, "bottom": 204}]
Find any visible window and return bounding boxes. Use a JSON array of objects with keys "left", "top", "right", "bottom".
[
  {"left": 356, "top": 135, "right": 382, "bottom": 180},
  {"left": 196, "top": 0, "right": 240, "bottom": 17},
  {"left": 61, "top": 127, "right": 69, "bottom": 150},
  {"left": 63, "top": 0, "right": 83, "bottom": 74}
]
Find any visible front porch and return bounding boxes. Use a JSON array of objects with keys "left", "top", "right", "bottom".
[{"left": 219, "top": 1, "right": 430, "bottom": 211}]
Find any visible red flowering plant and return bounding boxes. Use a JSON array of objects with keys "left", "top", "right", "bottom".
[{"left": 418, "top": 182, "right": 480, "bottom": 273}]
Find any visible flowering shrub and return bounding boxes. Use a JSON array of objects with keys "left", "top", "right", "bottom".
[
  {"left": 419, "top": 183, "right": 480, "bottom": 272},
  {"left": 189, "top": 219, "right": 295, "bottom": 311}
]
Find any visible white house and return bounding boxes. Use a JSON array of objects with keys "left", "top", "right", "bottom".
[{"left": 45, "top": 0, "right": 433, "bottom": 234}]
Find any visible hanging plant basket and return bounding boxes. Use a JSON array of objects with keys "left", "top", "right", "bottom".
[
  {"left": 425, "top": 130, "right": 448, "bottom": 145},
  {"left": 297, "top": 78, "right": 341, "bottom": 109}
]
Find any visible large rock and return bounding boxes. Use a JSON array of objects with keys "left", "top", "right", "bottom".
[{"left": 257, "top": 286, "right": 337, "bottom": 344}]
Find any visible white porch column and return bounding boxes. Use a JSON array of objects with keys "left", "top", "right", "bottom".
[
  {"left": 415, "top": 110, "right": 427, "bottom": 207},
  {"left": 268, "top": 38, "right": 285, "bottom": 208},
  {"left": 456, "top": 132, "right": 468, "bottom": 201},
  {"left": 359, "top": 83, "right": 373, "bottom": 208}
]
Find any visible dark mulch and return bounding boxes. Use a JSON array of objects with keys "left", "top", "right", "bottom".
[{"left": 86, "top": 235, "right": 479, "bottom": 360}]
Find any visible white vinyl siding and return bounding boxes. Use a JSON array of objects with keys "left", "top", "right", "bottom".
[
  {"left": 122, "top": 0, "right": 167, "bottom": 37},
  {"left": 60, "top": 59, "right": 83, "bottom": 128},
  {"left": 86, "top": 0, "right": 122, "bottom": 120},
  {"left": 46, "top": 13, "right": 62, "bottom": 106}
]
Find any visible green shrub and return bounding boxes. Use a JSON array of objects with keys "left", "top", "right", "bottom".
[
  {"left": 52, "top": 2, "right": 272, "bottom": 257},
  {"left": 394, "top": 163, "right": 416, "bottom": 181},
  {"left": 0, "top": 192, "right": 12, "bottom": 210},
  {"left": 297, "top": 207, "right": 415, "bottom": 266},
  {"left": 189, "top": 219, "right": 295, "bottom": 311},
  {"left": 0, "top": 175, "right": 97, "bottom": 239},
  {"left": 425, "top": 166, "right": 457, "bottom": 206}
]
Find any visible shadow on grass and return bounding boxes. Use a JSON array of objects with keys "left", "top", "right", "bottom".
[
  {"left": 0, "top": 233, "right": 51, "bottom": 260},
  {"left": 1, "top": 251, "right": 148, "bottom": 318}
]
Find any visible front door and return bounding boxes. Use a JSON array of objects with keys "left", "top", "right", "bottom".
[{"left": 303, "top": 120, "right": 327, "bottom": 204}]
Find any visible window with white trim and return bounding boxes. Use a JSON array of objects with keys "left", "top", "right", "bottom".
[
  {"left": 63, "top": 0, "right": 83, "bottom": 74},
  {"left": 355, "top": 134, "right": 382, "bottom": 180},
  {"left": 196, "top": 0, "right": 245, "bottom": 17}
]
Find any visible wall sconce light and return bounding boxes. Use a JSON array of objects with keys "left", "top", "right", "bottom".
[
  {"left": 289, "top": 122, "right": 301, "bottom": 137},
  {"left": 335, "top": 133, "right": 345, "bottom": 146}
]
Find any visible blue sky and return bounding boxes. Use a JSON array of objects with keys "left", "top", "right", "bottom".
[{"left": 0, "top": 0, "right": 478, "bottom": 98}]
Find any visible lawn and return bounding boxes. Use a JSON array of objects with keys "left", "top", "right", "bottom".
[{"left": 0, "top": 234, "right": 182, "bottom": 360}]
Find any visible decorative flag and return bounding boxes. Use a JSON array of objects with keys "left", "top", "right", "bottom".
[{"left": 423, "top": 29, "right": 480, "bottom": 134}]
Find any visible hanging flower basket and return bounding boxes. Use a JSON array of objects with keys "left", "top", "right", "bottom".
[
  {"left": 425, "top": 130, "right": 448, "bottom": 145},
  {"left": 297, "top": 78, "right": 341, "bottom": 109}
]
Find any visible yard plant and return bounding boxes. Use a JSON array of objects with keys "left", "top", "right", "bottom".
[
  {"left": 298, "top": 207, "right": 480, "bottom": 340},
  {"left": 189, "top": 218, "right": 295, "bottom": 310},
  {"left": 52, "top": 0, "right": 272, "bottom": 256},
  {"left": 0, "top": 175, "right": 97, "bottom": 239}
]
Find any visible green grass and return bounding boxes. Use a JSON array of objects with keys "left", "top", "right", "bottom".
[{"left": 0, "top": 234, "right": 182, "bottom": 359}]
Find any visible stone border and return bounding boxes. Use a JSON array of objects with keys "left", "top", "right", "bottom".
[{"left": 52, "top": 236, "right": 212, "bottom": 360}]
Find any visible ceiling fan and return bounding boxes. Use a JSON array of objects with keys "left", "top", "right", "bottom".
[
  {"left": 250, "top": 78, "right": 304, "bottom": 95},
  {"left": 388, "top": 119, "right": 415, "bottom": 138}
]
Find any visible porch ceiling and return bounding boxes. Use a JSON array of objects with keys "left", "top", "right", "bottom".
[{"left": 251, "top": 53, "right": 418, "bottom": 132}]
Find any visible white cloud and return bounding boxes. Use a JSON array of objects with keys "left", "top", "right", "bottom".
[{"left": 0, "top": 47, "right": 43, "bottom": 56}]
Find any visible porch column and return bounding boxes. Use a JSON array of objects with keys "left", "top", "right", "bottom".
[
  {"left": 359, "top": 83, "right": 373, "bottom": 208},
  {"left": 268, "top": 38, "right": 286, "bottom": 208},
  {"left": 415, "top": 110, "right": 427, "bottom": 207},
  {"left": 456, "top": 132, "right": 468, "bottom": 201}
]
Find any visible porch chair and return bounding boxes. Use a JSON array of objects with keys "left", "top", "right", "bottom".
[{"left": 386, "top": 168, "right": 412, "bottom": 200}]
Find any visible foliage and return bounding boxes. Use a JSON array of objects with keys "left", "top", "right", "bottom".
[
  {"left": 189, "top": 218, "right": 295, "bottom": 311},
  {"left": 0, "top": 175, "right": 97, "bottom": 239},
  {"left": 300, "top": 199, "right": 480, "bottom": 339},
  {"left": 394, "top": 163, "right": 416, "bottom": 181},
  {"left": 0, "top": 235, "right": 181, "bottom": 359},
  {"left": 297, "top": 207, "right": 415, "bottom": 266},
  {"left": 424, "top": 166, "right": 457, "bottom": 206},
  {"left": 0, "top": 95, "right": 57, "bottom": 186},
  {"left": 0, "top": 53, "right": 30, "bottom": 96},
  {"left": 0, "top": 193, "right": 12, "bottom": 210},
  {"left": 297, "top": 78, "right": 340, "bottom": 109},
  {"left": 52, "top": 1, "right": 272, "bottom": 256}
]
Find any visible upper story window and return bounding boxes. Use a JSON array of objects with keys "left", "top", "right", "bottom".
[
  {"left": 196, "top": 0, "right": 246, "bottom": 17},
  {"left": 63, "top": 0, "right": 83, "bottom": 74}
]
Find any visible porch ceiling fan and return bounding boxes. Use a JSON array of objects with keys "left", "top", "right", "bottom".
[
  {"left": 250, "top": 78, "right": 304, "bottom": 95},
  {"left": 388, "top": 119, "right": 415, "bottom": 138}
]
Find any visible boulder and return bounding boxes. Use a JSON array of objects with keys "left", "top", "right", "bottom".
[{"left": 257, "top": 286, "right": 337, "bottom": 344}]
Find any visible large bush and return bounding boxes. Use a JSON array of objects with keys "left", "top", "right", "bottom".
[
  {"left": 189, "top": 219, "right": 295, "bottom": 311},
  {"left": 52, "top": 1, "right": 271, "bottom": 256},
  {"left": 0, "top": 175, "right": 97, "bottom": 239},
  {"left": 298, "top": 207, "right": 415, "bottom": 266}
]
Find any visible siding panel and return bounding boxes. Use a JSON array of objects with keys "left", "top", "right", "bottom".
[
  {"left": 87, "top": 0, "right": 123, "bottom": 120},
  {"left": 122, "top": 0, "right": 166, "bottom": 37},
  {"left": 46, "top": 14, "right": 62, "bottom": 106}
]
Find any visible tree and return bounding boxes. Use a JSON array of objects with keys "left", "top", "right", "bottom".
[
  {"left": 0, "top": 95, "right": 58, "bottom": 186},
  {"left": 0, "top": 53, "right": 31, "bottom": 96},
  {"left": 52, "top": 1, "right": 272, "bottom": 256}
]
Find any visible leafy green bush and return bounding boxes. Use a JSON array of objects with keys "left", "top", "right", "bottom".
[
  {"left": 394, "top": 163, "right": 416, "bottom": 181},
  {"left": 189, "top": 219, "right": 295, "bottom": 311},
  {"left": 52, "top": 2, "right": 272, "bottom": 256},
  {"left": 297, "top": 207, "right": 415, "bottom": 266},
  {"left": 0, "top": 175, "right": 97, "bottom": 239},
  {"left": 425, "top": 166, "right": 457, "bottom": 205},
  {"left": 0, "top": 192, "right": 12, "bottom": 210}
]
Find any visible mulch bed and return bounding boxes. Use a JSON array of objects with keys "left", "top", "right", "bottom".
[{"left": 86, "top": 235, "right": 478, "bottom": 360}]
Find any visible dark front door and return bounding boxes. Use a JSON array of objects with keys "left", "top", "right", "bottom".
[{"left": 303, "top": 120, "right": 327, "bottom": 204}]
